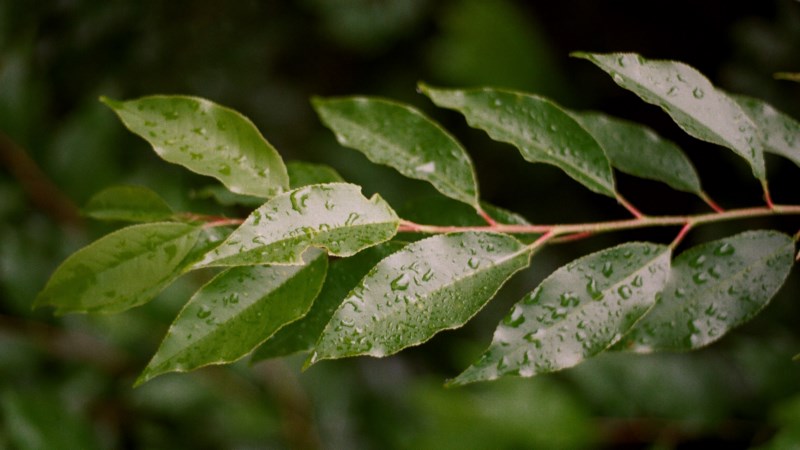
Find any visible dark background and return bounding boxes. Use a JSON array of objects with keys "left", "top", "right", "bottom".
[{"left": 1, "top": 1, "right": 800, "bottom": 448}]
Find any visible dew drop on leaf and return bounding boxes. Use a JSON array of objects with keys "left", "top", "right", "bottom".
[
  {"left": 390, "top": 273, "right": 410, "bottom": 291},
  {"left": 618, "top": 285, "right": 632, "bottom": 299},
  {"left": 714, "top": 243, "right": 735, "bottom": 256},
  {"left": 196, "top": 306, "right": 211, "bottom": 319}
]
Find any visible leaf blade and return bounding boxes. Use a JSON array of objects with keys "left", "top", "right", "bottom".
[
  {"left": 83, "top": 185, "right": 174, "bottom": 222},
  {"left": 732, "top": 94, "right": 800, "bottom": 169},
  {"left": 573, "top": 52, "right": 765, "bottom": 180},
  {"left": 572, "top": 112, "right": 702, "bottom": 194},
  {"left": 451, "top": 242, "right": 671, "bottom": 385},
  {"left": 421, "top": 84, "right": 616, "bottom": 197},
  {"left": 138, "top": 248, "right": 328, "bottom": 385},
  {"left": 287, "top": 161, "right": 345, "bottom": 189},
  {"left": 34, "top": 222, "right": 201, "bottom": 314},
  {"left": 618, "top": 230, "right": 795, "bottom": 352},
  {"left": 196, "top": 183, "right": 399, "bottom": 267},
  {"left": 313, "top": 96, "right": 480, "bottom": 209},
  {"left": 101, "top": 95, "right": 289, "bottom": 198},
  {"left": 309, "top": 232, "right": 531, "bottom": 363}
]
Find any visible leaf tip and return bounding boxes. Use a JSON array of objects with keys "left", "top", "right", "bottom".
[
  {"left": 99, "top": 96, "right": 122, "bottom": 109},
  {"left": 569, "top": 51, "right": 591, "bottom": 60}
]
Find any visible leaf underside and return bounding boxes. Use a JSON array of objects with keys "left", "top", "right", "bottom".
[
  {"left": 83, "top": 185, "right": 174, "bottom": 222},
  {"left": 309, "top": 232, "right": 531, "bottom": 364},
  {"left": 732, "top": 94, "right": 800, "bottom": 169}
]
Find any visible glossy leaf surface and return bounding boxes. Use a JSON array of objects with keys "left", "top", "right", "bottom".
[
  {"left": 197, "top": 183, "right": 399, "bottom": 267},
  {"left": 139, "top": 249, "right": 327, "bottom": 385},
  {"left": 83, "top": 185, "right": 174, "bottom": 222},
  {"left": 619, "top": 231, "right": 795, "bottom": 352},
  {"left": 35, "top": 223, "right": 201, "bottom": 314},
  {"left": 452, "top": 242, "right": 670, "bottom": 385},
  {"left": 733, "top": 94, "right": 800, "bottom": 168},
  {"left": 573, "top": 52, "right": 765, "bottom": 180},
  {"left": 313, "top": 96, "right": 480, "bottom": 208},
  {"left": 573, "top": 112, "right": 702, "bottom": 194},
  {"left": 252, "top": 243, "right": 403, "bottom": 361},
  {"left": 421, "top": 84, "right": 615, "bottom": 197},
  {"left": 101, "top": 95, "right": 289, "bottom": 198},
  {"left": 287, "top": 161, "right": 345, "bottom": 189},
  {"left": 309, "top": 232, "right": 531, "bottom": 364}
]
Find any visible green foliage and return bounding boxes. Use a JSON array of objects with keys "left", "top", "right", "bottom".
[{"left": 36, "top": 52, "right": 800, "bottom": 390}]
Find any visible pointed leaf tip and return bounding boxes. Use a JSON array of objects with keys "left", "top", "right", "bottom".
[
  {"left": 452, "top": 242, "right": 671, "bottom": 385},
  {"left": 312, "top": 232, "right": 531, "bottom": 363}
]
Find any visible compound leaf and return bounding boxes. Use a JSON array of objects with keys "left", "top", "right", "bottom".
[
  {"left": 313, "top": 96, "right": 480, "bottom": 209},
  {"left": 196, "top": 183, "right": 399, "bottom": 267},
  {"left": 618, "top": 230, "right": 795, "bottom": 352},
  {"left": 34, "top": 223, "right": 201, "bottom": 314},
  {"left": 733, "top": 94, "right": 800, "bottom": 169},
  {"left": 573, "top": 112, "right": 702, "bottom": 195},
  {"left": 83, "top": 185, "right": 174, "bottom": 222},
  {"left": 420, "top": 84, "right": 616, "bottom": 197},
  {"left": 101, "top": 95, "right": 289, "bottom": 198},
  {"left": 308, "top": 232, "right": 531, "bottom": 364},
  {"left": 451, "top": 242, "right": 670, "bottom": 386},
  {"left": 287, "top": 161, "right": 345, "bottom": 189},
  {"left": 252, "top": 242, "right": 404, "bottom": 361},
  {"left": 573, "top": 52, "right": 765, "bottom": 180},
  {"left": 138, "top": 248, "right": 327, "bottom": 385}
]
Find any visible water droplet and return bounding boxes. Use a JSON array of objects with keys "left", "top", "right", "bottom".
[
  {"left": 689, "top": 254, "right": 706, "bottom": 268},
  {"left": 617, "top": 55, "right": 626, "bottom": 67},
  {"left": 714, "top": 243, "right": 735, "bottom": 256},
  {"left": 618, "top": 285, "right": 632, "bottom": 299},
  {"left": 467, "top": 257, "right": 480, "bottom": 269},
  {"left": 345, "top": 212, "right": 360, "bottom": 226},
  {"left": 390, "top": 274, "right": 410, "bottom": 291},
  {"left": 693, "top": 272, "right": 709, "bottom": 284},
  {"left": 196, "top": 306, "right": 211, "bottom": 319},
  {"left": 415, "top": 161, "right": 436, "bottom": 174},
  {"left": 692, "top": 87, "right": 704, "bottom": 99},
  {"left": 524, "top": 330, "right": 544, "bottom": 348},
  {"left": 503, "top": 306, "right": 525, "bottom": 327},
  {"left": 586, "top": 278, "right": 604, "bottom": 300},
  {"left": 163, "top": 110, "right": 179, "bottom": 120},
  {"left": 218, "top": 164, "right": 231, "bottom": 176},
  {"left": 421, "top": 269, "right": 434, "bottom": 282},
  {"left": 601, "top": 261, "right": 614, "bottom": 278},
  {"left": 667, "top": 86, "right": 679, "bottom": 97},
  {"left": 631, "top": 275, "right": 643, "bottom": 287},
  {"left": 290, "top": 189, "right": 310, "bottom": 212},
  {"left": 708, "top": 265, "right": 722, "bottom": 279},
  {"left": 675, "top": 288, "right": 686, "bottom": 298},
  {"left": 559, "top": 292, "right": 579, "bottom": 308}
]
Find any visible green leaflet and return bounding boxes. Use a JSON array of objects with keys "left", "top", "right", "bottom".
[
  {"left": 196, "top": 183, "right": 399, "bottom": 267},
  {"left": 308, "top": 232, "right": 531, "bottom": 364},
  {"left": 138, "top": 248, "right": 327, "bottom": 385},
  {"left": 733, "top": 94, "right": 800, "bottom": 169},
  {"left": 452, "top": 242, "right": 670, "bottom": 386},
  {"left": 101, "top": 95, "right": 289, "bottom": 198},
  {"left": 573, "top": 52, "right": 765, "bottom": 180},
  {"left": 83, "top": 185, "right": 174, "bottom": 222},
  {"left": 618, "top": 231, "right": 795, "bottom": 352},
  {"left": 193, "top": 185, "right": 265, "bottom": 208},
  {"left": 572, "top": 112, "right": 702, "bottom": 195},
  {"left": 420, "top": 84, "right": 616, "bottom": 197},
  {"left": 287, "top": 160, "right": 345, "bottom": 189},
  {"left": 252, "top": 242, "right": 404, "bottom": 361},
  {"left": 34, "top": 223, "right": 201, "bottom": 314},
  {"left": 312, "top": 96, "right": 480, "bottom": 209}
]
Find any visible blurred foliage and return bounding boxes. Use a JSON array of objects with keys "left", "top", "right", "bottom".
[{"left": 1, "top": 0, "right": 799, "bottom": 448}]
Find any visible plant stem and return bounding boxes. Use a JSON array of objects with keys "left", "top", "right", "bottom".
[{"left": 398, "top": 204, "right": 800, "bottom": 240}]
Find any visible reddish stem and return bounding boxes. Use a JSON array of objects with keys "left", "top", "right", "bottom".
[
  {"left": 477, "top": 207, "right": 498, "bottom": 226},
  {"left": 700, "top": 192, "right": 724, "bottom": 213},
  {"left": 763, "top": 181, "right": 775, "bottom": 210},
  {"left": 671, "top": 222, "right": 693, "bottom": 248},
  {"left": 617, "top": 195, "right": 644, "bottom": 219}
]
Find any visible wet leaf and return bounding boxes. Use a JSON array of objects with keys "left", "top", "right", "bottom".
[
  {"left": 733, "top": 94, "right": 800, "bottom": 169},
  {"left": 420, "top": 84, "right": 615, "bottom": 197},
  {"left": 287, "top": 160, "right": 345, "bottom": 188},
  {"left": 196, "top": 183, "right": 399, "bottom": 267},
  {"left": 573, "top": 52, "right": 765, "bottom": 180},
  {"left": 252, "top": 242, "right": 403, "bottom": 361},
  {"left": 451, "top": 242, "right": 670, "bottom": 385},
  {"left": 308, "top": 232, "right": 531, "bottom": 364},
  {"left": 618, "top": 230, "right": 795, "bottom": 352},
  {"left": 34, "top": 223, "right": 201, "bottom": 314},
  {"left": 313, "top": 96, "right": 480, "bottom": 209},
  {"left": 573, "top": 112, "right": 702, "bottom": 194},
  {"left": 101, "top": 95, "right": 289, "bottom": 198},
  {"left": 138, "top": 248, "right": 327, "bottom": 385},
  {"left": 193, "top": 185, "right": 265, "bottom": 207},
  {"left": 83, "top": 185, "right": 174, "bottom": 222}
]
